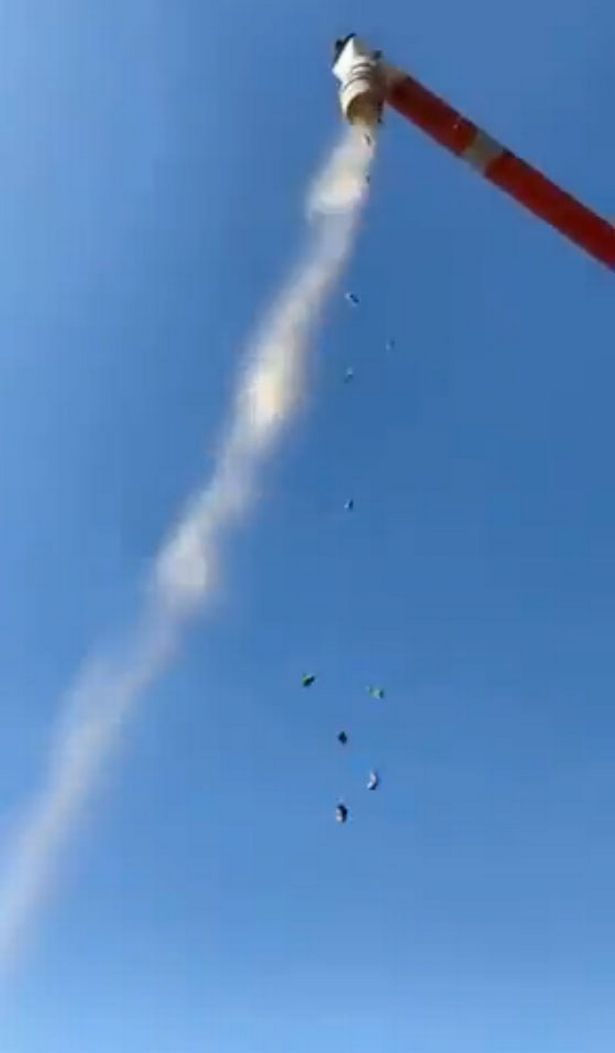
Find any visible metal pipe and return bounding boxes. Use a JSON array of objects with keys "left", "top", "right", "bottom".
[{"left": 333, "top": 36, "right": 615, "bottom": 270}]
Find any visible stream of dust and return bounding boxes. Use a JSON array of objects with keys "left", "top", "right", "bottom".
[{"left": 0, "top": 125, "right": 375, "bottom": 974}]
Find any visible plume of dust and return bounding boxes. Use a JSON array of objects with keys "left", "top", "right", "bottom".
[{"left": 0, "top": 124, "right": 375, "bottom": 974}]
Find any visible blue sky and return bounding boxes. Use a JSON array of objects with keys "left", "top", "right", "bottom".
[{"left": 1, "top": 1, "right": 615, "bottom": 1050}]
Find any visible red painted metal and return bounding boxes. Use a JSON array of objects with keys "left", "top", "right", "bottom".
[{"left": 387, "top": 73, "right": 615, "bottom": 269}]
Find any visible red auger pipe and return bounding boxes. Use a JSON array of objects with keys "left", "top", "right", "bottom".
[{"left": 386, "top": 72, "right": 615, "bottom": 269}]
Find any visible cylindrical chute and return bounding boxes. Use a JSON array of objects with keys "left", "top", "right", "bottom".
[{"left": 332, "top": 35, "right": 386, "bottom": 129}]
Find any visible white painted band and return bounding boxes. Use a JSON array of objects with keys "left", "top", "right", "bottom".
[{"left": 462, "top": 129, "right": 504, "bottom": 173}]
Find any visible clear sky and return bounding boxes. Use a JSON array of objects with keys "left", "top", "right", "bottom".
[{"left": 1, "top": 1, "right": 615, "bottom": 1050}]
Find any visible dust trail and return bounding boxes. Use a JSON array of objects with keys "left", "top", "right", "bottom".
[{"left": 0, "top": 125, "right": 375, "bottom": 973}]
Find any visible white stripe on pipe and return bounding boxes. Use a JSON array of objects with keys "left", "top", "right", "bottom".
[{"left": 462, "top": 129, "right": 504, "bottom": 173}]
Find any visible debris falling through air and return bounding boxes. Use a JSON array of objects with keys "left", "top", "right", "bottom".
[{"left": 0, "top": 124, "right": 375, "bottom": 974}]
